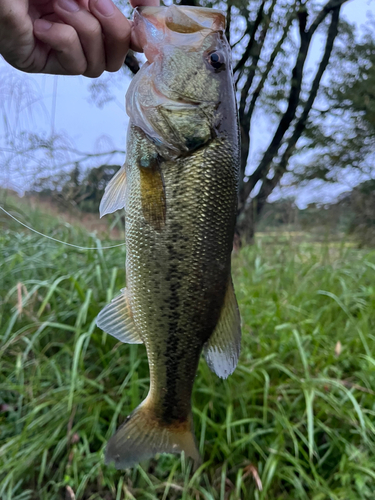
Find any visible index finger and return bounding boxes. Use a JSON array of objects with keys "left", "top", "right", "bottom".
[{"left": 88, "top": 0, "right": 132, "bottom": 73}]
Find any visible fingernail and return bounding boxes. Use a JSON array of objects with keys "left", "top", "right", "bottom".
[
  {"left": 34, "top": 19, "right": 53, "bottom": 31},
  {"left": 57, "top": 0, "right": 80, "bottom": 12},
  {"left": 94, "top": 0, "right": 115, "bottom": 17}
]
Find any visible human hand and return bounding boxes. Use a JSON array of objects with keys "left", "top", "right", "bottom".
[{"left": 0, "top": 0, "right": 159, "bottom": 77}]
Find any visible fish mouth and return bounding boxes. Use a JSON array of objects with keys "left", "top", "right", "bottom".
[
  {"left": 133, "top": 5, "right": 226, "bottom": 59},
  {"left": 135, "top": 5, "right": 225, "bottom": 33},
  {"left": 129, "top": 5, "right": 224, "bottom": 155}
]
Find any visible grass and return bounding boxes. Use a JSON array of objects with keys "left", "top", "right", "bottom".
[{"left": 1, "top": 193, "right": 375, "bottom": 499}]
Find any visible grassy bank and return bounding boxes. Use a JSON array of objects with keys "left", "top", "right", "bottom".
[{"left": 1, "top": 200, "right": 374, "bottom": 499}]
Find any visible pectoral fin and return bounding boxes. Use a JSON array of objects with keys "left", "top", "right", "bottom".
[
  {"left": 204, "top": 280, "right": 241, "bottom": 379},
  {"left": 96, "top": 289, "right": 143, "bottom": 344},
  {"left": 99, "top": 166, "right": 127, "bottom": 218},
  {"left": 139, "top": 160, "right": 166, "bottom": 231}
]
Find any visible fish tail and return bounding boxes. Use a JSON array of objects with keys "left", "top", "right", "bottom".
[{"left": 105, "top": 397, "right": 201, "bottom": 470}]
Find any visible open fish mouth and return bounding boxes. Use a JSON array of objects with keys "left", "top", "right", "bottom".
[
  {"left": 133, "top": 5, "right": 226, "bottom": 63},
  {"left": 135, "top": 5, "right": 225, "bottom": 34}
]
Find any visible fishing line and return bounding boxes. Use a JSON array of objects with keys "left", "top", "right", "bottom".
[{"left": 0, "top": 206, "right": 126, "bottom": 250}]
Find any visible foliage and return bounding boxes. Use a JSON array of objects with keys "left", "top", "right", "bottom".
[
  {"left": 256, "top": 188, "right": 375, "bottom": 248},
  {"left": 337, "top": 180, "right": 375, "bottom": 247},
  {"left": 31, "top": 164, "right": 121, "bottom": 214},
  {"left": 256, "top": 198, "right": 299, "bottom": 229},
  {"left": 2, "top": 0, "right": 374, "bottom": 242},
  {"left": 1, "top": 196, "right": 375, "bottom": 499},
  {"left": 255, "top": 199, "right": 352, "bottom": 238},
  {"left": 293, "top": 21, "right": 375, "bottom": 186},
  {"left": 173, "top": 0, "right": 357, "bottom": 240},
  {"left": 3, "top": 0, "right": 366, "bottom": 242}
]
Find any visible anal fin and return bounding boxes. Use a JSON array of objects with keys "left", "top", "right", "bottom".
[
  {"left": 204, "top": 279, "right": 241, "bottom": 379},
  {"left": 96, "top": 289, "right": 143, "bottom": 344}
]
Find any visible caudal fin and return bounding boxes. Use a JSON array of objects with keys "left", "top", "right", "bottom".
[{"left": 105, "top": 398, "right": 201, "bottom": 470}]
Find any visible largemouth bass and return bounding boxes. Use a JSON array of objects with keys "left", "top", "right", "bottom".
[{"left": 97, "top": 4, "right": 241, "bottom": 470}]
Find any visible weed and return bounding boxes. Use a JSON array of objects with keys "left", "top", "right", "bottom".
[{"left": 1, "top": 197, "right": 374, "bottom": 499}]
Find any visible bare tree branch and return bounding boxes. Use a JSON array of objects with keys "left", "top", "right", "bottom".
[
  {"left": 225, "top": 0, "right": 232, "bottom": 44},
  {"left": 237, "top": 0, "right": 278, "bottom": 200},
  {"left": 308, "top": 0, "right": 347, "bottom": 37},
  {"left": 255, "top": 5, "right": 342, "bottom": 213},
  {"left": 246, "top": 9, "right": 295, "bottom": 127},
  {"left": 234, "top": 0, "right": 266, "bottom": 77},
  {"left": 236, "top": 0, "right": 351, "bottom": 232},
  {"left": 240, "top": 5, "right": 311, "bottom": 205},
  {"left": 239, "top": 0, "right": 349, "bottom": 213}
]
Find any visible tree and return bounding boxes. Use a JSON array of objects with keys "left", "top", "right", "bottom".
[
  {"left": 224, "top": 0, "right": 352, "bottom": 240},
  {"left": 292, "top": 23, "right": 375, "bottom": 190},
  {"left": 123, "top": 0, "right": 353, "bottom": 241},
  {"left": 2, "top": 0, "right": 366, "bottom": 243},
  {"left": 30, "top": 164, "right": 121, "bottom": 213},
  {"left": 336, "top": 180, "right": 375, "bottom": 247}
]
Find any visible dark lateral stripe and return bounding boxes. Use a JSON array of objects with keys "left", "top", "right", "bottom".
[{"left": 162, "top": 235, "right": 182, "bottom": 424}]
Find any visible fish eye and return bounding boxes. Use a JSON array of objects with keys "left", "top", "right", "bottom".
[{"left": 208, "top": 51, "right": 225, "bottom": 70}]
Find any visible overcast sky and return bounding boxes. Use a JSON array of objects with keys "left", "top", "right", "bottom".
[{"left": 0, "top": 0, "right": 374, "bottom": 207}]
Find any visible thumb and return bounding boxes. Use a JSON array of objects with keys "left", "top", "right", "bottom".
[{"left": 0, "top": 1, "right": 36, "bottom": 69}]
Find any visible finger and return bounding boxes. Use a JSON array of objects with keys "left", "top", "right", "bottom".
[
  {"left": 53, "top": 0, "right": 106, "bottom": 78},
  {"left": 89, "top": 0, "right": 132, "bottom": 73},
  {"left": 130, "top": 0, "right": 160, "bottom": 7},
  {"left": 34, "top": 19, "right": 87, "bottom": 75},
  {"left": 0, "top": 1, "right": 34, "bottom": 69}
]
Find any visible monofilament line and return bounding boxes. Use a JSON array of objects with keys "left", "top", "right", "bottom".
[{"left": 0, "top": 206, "right": 125, "bottom": 250}]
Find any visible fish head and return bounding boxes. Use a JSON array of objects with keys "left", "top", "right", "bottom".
[{"left": 127, "top": 5, "right": 236, "bottom": 157}]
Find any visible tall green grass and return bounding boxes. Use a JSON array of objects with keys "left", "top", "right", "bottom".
[{"left": 1, "top": 199, "right": 375, "bottom": 499}]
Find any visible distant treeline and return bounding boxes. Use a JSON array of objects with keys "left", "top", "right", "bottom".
[
  {"left": 257, "top": 180, "right": 375, "bottom": 247},
  {"left": 29, "top": 168, "right": 375, "bottom": 247},
  {"left": 29, "top": 164, "right": 121, "bottom": 214}
]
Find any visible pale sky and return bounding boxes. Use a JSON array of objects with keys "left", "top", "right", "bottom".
[{"left": 0, "top": 0, "right": 374, "bottom": 207}]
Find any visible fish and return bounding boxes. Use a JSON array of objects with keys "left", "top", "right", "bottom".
[{"left": 97, "top": 4, "right": 241, "bottom": 470}]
